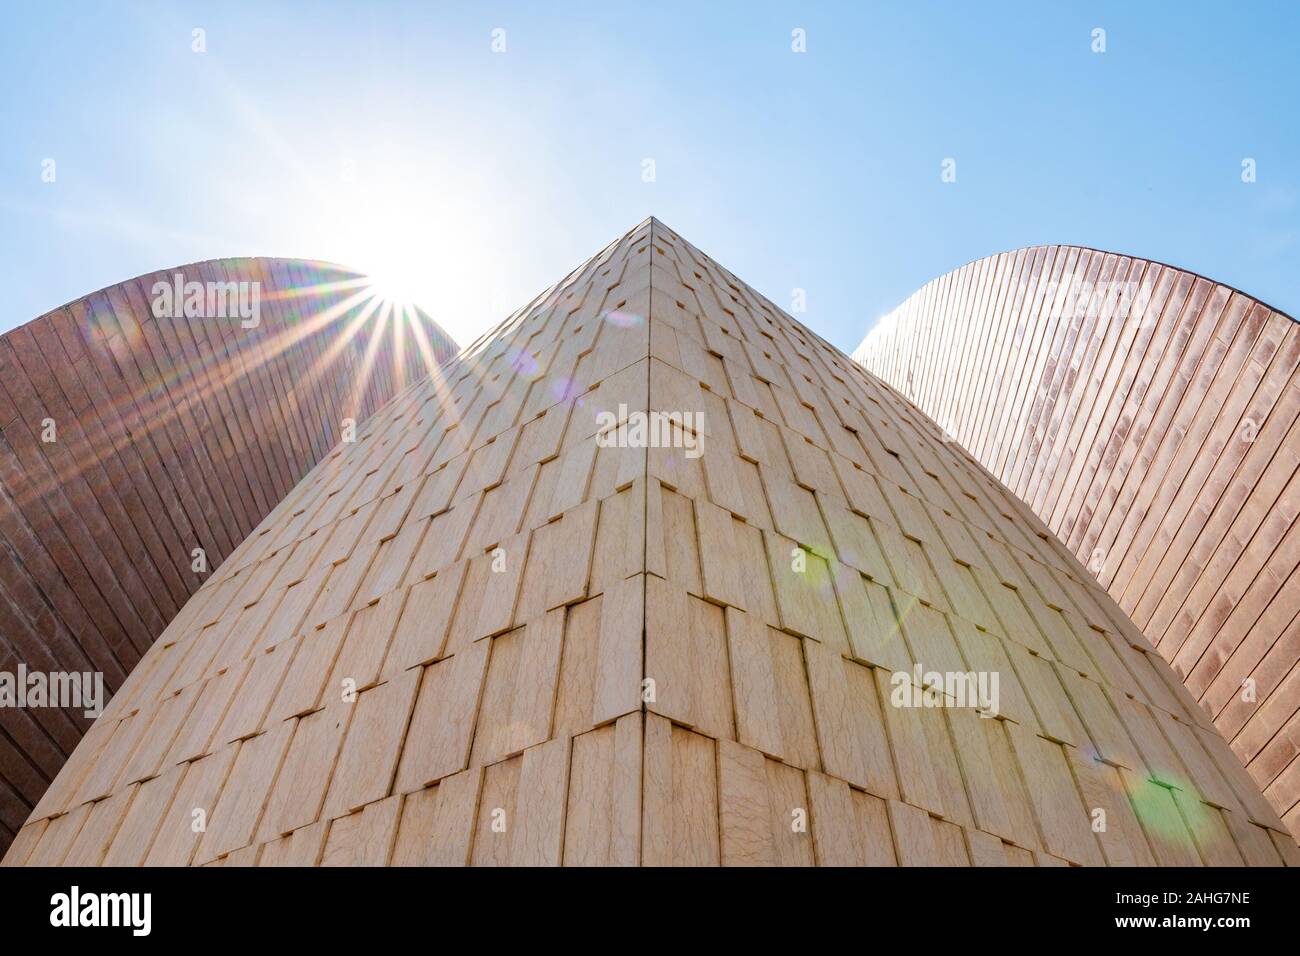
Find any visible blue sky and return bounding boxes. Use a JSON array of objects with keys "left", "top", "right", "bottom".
[{"left": 2, "top": 1, "right": 1296, "bottom": 350}]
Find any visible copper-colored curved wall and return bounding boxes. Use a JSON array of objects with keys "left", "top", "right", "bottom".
[
  {"left": 854, "top": 245, "right": 1300, "bottom": 838},
  {"left": 5, "top": 222, "right": 1293, "bottom": 867},
  {"left": 0, "top": 259, "right": 456, "bottom": 850}
]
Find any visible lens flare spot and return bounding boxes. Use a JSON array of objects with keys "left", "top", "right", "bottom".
[
  {"left": 507, "top": 347, "right": 538, "bottom": 377},
  {"left": 1124, "top": 773, "right": 1205, "bottom": 851},
  {"left": 552, "top": 377, "right": 581, "bottom": 402}
]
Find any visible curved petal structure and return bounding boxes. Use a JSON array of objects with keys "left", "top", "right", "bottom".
[
  {"left": 855, "top": 245, "right": 1300, "bottom": 838},
  {"left": 0, "top": 258, "right": 456, "bottom": 850}
]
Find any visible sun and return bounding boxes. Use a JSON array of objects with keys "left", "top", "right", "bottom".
[
  {"left": 345, "top": 228, "right": 495, "bottom": 347},
  {"left": 347, "top": 222, "right": 437, "bottom": 312},
  {"left": 300, "top": 153, "right": 507, "bottom": 347},
  {"left": 364, "top": 265, "right": 426, "bottom": 311}
]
